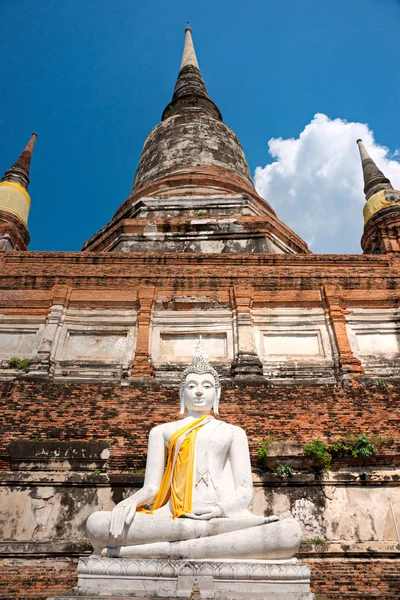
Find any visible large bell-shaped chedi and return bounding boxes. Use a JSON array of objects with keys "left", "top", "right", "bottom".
[{"left": 83, "top": 28, "right": 309, "bottom": 254}]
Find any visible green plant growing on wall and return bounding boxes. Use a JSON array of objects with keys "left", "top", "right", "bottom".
[
  {"left": 93, "top": 468, "right": 102, "bottom": 475},
  {"left": 304, "top": 440, "right": 332, "bottom": 471},
  {"left": 331, "top": 434, "right": 377, "bottom": 459},
  {"left": 330, "top": 441, "right": 348, "bottom": 457},
  {"left": 9, "top": 357, "right": 30, "bottom": 372},
  {"left": 9, "top": 357, "right": 22, "bottom": 368},
  {"left": 378, "top": 378, "right": 389, "bottom": 389},
  {"left": 302, "top": 537, "right": 327, "bottom": 546},
  {"left": 20, "top": 359, "right": 30, "bottom": 372},
  {"left": 257, "top": 437, "right": 275, "bottom": 461},
  {"left": 276, "top": 464, "right": 294, "bottom": 478},
  {"left": 352, "top": 435, "right": 377, "bottom": 457},
  {"left": 196, "top": 210, "right": 207, "bottom": 217}
]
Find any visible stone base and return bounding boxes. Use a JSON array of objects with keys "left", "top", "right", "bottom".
[{"left": 50, "top": 555, "right": 314, "bottom": 599}]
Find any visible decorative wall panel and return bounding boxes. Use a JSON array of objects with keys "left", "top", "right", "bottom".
[
  {"left": 52, "top": 308, "right": 137, "bottom": 380},
  {"left": 0, "top": 316, "right": 45, "bottom": 377},
  {"left": 347, "top": 308, "right": 400, "bottom": 378},
  {"left": 151, "top": 309, "right": 233, "bottom": 377},
  {"left": 253, "top": 308, "right": 336, "bottom": 384}
]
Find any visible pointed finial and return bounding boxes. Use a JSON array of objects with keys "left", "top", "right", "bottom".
[
  {"left": 356, "top": 138, "right": 393, "bottom": 201},
  {"left": 180, "top": 336, "right": 220, "bottom": 387},
  {"left": 180, "top": 24, "right": 199, "bottom": 69},
  {"left": 162, "top": 28, "right": 222, "bottom": 121},
  {"left": 2, "top": 132, "right": 38, "bottom": 190},
  {"left": 356, "top": 139, "right": 370, "bottom": 162}
]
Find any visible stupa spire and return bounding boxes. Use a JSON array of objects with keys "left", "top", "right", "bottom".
[
  {"left": 356, "top": 139, "right": 393, "bottom": 201},
  {"left": 162, "top": 28, "right": 222, "bottom": 121},
  {"left": 180, "top": 26, "right": 200, "bottom": 69},
  {"left": 2, "top": 132, "right": 38, "bottom": 190}
]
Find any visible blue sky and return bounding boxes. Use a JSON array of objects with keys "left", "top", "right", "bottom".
[{"left": 1, "top": 0, "right": 400, "bottom": 253}]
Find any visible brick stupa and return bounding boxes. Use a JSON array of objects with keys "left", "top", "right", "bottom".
[{"left": 83, "top": 27, "right": 309, "bottom": 256}]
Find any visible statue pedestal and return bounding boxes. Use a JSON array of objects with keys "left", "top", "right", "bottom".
[{"left": 50, "top": 555, "right": 314, "bottom": 599}]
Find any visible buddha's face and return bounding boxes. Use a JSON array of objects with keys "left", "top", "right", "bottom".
[{"left": 182, "top": 372, "right": 219, "bottom": 414}]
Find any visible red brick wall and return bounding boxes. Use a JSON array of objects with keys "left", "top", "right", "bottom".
[
  {"left": 1, "top": 380, "right": 399, "bottom": 471},
  {"left": 306, "top": 558, "right": 400, "bottom": 599},
  {"left": 0, "top": 557, "right": 78, "bottom": 599},
  {"left": 1, "top": 251, "right": 399, "bottom": 304}
]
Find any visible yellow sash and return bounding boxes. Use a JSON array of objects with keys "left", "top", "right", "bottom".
[{"left": 139, "top": 414, "right": 212, "bottom": 518}]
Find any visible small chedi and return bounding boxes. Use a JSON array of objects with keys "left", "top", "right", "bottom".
[{"left": 61, "top": 339, "right": 314, "bottom": 599}]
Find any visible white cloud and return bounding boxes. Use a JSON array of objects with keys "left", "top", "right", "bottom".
[{"left": 254, "top": 113, "right": 400, "bottom": 253}]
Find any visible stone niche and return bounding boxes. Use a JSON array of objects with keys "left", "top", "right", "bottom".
[
  {"left": 9, "top": 441, "right": 109, "bottom": 471},
  {"left": 347, "top": 308, "right": 400, "bottom": 379},
  {"left": 252, "top": 308, "right": 336, "bottom": 384},
  {"left": 151, "top": 307, "right": 234, "bottom": 379},
  {"left": 0, "top": 315, "right": 46, "bottom": 377},
  {"left": 52, "top": 308, "right": 137, "bottom": 380}
]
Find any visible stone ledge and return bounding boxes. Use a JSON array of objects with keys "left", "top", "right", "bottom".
[
  {"left": 1, "top": 250, "right": 394, "bottom": 267},
  {"left": 0, "top": 471, "right": 144, "bottom": 486},
  {"left": 2, "top": 469, "right": 400, "bottom": 487},
  {"left": 1, "top": 541, "right": 399, "bottom": 559},
  {"left": 0, "top": 542, "right": 91, "bottom": 557}
]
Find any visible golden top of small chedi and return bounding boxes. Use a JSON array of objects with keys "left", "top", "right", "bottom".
[
  {"left": 0, "top": 132, "right": 37, "bottom": 250},
  {"left": 357, "top": 139, "right": 400, "bottom": 254}
]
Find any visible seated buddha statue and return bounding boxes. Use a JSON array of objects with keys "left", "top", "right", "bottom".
[{"left": 86, "top": 339, "right": 302, "bottom": 559}]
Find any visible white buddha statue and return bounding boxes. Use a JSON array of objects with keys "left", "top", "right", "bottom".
[{"left": 86, "top": 339, "right": 302, "bottom": 560}]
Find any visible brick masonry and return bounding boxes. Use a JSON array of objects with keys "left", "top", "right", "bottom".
[
  {"left": 307, "top": 558, "right": 400, "bottom": 599},
  {"left": 1, "top": 380, "right": 400, "bottom": 471},
  {"left": 0, "top": 557, "right": 78, "bottom": 600}
]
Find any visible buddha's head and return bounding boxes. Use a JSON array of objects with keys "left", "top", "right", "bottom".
[{"left": 179, "top": 338, "right": 221, "bottom": 415}]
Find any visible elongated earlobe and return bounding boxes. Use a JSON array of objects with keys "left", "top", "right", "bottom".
[
  {"left": 213, "top": 389, "right": 221, "bottom": 415},
  {"left": 179, "top": 394, "right": 185, "bottom": 415}
]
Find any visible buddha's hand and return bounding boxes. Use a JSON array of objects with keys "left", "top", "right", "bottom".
[
  {"left": 109, "top": 498, "right": 137, "bottom": 538},
  {"left": 183, "top": 505, "right": 223, "bottom": 520}
]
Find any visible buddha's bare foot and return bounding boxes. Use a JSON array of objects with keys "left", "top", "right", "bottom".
[{"left": 264, "top": 515, "right": 280, "bottom": 523}]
